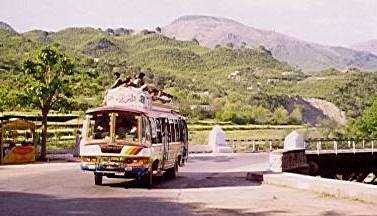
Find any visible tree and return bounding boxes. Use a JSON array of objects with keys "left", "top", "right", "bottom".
[
  {"left": 258, "top": 45, "right": 272, "bottom": 55},
  {"left": 272, "top": 107, "right": 290, "bottom": 125},
  {"left": 22, "top": 47, "right": 75, "bottom": 160},
  {"left": 226, "top": 42, "right": 234, "bottom": 49},
  {"left": 240, "top": 41, "right": 247, "bottom": 48},
  {"left": 155, "top": 27, "right": 162, "bottom": 33},
  {"left": 191, "top": 38, "right": 199, "bottom": 45},
  {"left": 289, "top": 105, "right": 304, "bottom": 124},
  {"left": 349, "top": 97, "right": 377, "bottom": 137}
]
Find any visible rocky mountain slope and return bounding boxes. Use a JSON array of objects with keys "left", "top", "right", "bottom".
[
  {"left": 0, "top": 21, "right": 16, "bottom": 33},
  {"left": 162, "top": 15, "right": 377, "bottom": 72},
  {"left": 351, "top": 40, "right": 377, "bottom": 55}
]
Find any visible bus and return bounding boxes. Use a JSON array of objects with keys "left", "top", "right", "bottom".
[{"left": 79, "top": 86, "right": 188, "bottom": 187}]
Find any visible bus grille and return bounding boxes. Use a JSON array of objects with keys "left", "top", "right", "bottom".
[{"left": 100, "top": 145, "right": 123, "bottom": 153}]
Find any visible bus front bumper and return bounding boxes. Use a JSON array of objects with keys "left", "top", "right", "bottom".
[{"left": 80, "top": 163, "right": 149, "bottom": 176}]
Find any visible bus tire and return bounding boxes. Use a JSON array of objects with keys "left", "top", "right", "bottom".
[
  {"left": 94, "top": 173, "right": 103, "bottom": 185},
  {"left": 165, "top": 161, "right": 178, "bottom": 179},
  {"left": 141, "top": 171, "right": 153, "bottom": 189}
]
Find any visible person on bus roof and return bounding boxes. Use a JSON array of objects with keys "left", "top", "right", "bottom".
[
  {"left": 123, "top": 75, "right": 135, "bottom": 87},
  {"left": 110, "top": 72, "right": 123, "bottom": 89},
  {"left": 132, "top": 72, "right": 145, "bottom": 88}
]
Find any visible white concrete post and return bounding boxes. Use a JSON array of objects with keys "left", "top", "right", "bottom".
[
  {"left": 334, "top": 140, "right": 338, "bottom": 155},
  {"left": 372, "top": 140, "right": 374, "bottom": 155},
  {"left": 269, "top": 140, "right": 272, "bottom": 152}
]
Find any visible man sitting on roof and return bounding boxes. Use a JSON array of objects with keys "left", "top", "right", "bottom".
[
  {"left": 132, "top": 72, "right": 145, "bottom": 88},
  {"left": 110, "top": 72, "right": 123, "bottom": 89}
]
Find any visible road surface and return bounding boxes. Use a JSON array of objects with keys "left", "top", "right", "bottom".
[{"left": 1, "top": 153, "right": 377, "bottom": 216}]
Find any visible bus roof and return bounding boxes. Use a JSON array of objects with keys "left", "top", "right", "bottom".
[{"left": 86, "top": 105, "right": 185, "bottom": 120}]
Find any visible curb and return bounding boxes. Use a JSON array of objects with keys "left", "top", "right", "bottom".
[{"left": 262, "top": 172, "right": 377, "bottom": 204}]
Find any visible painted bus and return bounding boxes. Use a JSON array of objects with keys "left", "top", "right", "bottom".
[{"left": 79, "top": 86, "right": 188, "bottom": 187}]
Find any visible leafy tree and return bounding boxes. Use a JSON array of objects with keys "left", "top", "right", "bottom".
[
  {"left": 240, "top": 41, "right": 247, "bottom": 48},
  {"left": 191, "top": 38, "right": 199, "bottom": 45},
  {"left": 21, "top": 47, "right": 75, "bottom": 160},
  {"left": 257, "top": 45, "right": 272, "bottom": 55},
  {"left": 332, "top": 73, "right": 377, "bottom": 118},
  {"left": 349, "top": 97, "right": 377, "bottom": 137},
  {"left": 226, "top": 42, "right": 234, "bottom": 49},
  {"left": 289, "top": 105, "right": 304, "bottom": 124},
  {"left": 105, "top": 28, "right": 114, "bottom": 35},
  {"left": 272, "top": 107, "right": 290, "bottom": 125}
]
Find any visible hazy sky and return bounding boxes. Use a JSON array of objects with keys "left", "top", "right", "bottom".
[{"left": 1, "top": 0, "right": 377, "bottom": 46}]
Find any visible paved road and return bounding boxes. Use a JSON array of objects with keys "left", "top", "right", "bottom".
[{"left": 1, "top": 153, "right": 377, "bottom": 216}]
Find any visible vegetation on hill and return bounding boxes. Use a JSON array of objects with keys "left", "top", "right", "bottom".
[{"left": 1, "top": 27, "right": 377, "bottom": 127}]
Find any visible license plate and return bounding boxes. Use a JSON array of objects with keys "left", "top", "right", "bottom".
[{"left": 124, "top": 167, "right": 132, "bottom": 171}]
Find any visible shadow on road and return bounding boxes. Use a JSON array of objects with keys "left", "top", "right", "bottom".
[
  {"left": 0, "top": 191, "right": 289, "bottom": 216},
  {"left": 101, "top": 171, "right": 262, "bottom": 189}
]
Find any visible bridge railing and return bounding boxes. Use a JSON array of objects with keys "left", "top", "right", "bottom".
[
  {"left": 305, "top": 138, "right": 377, "bottom": 155},
  {"left": 225, "top": 138, "right": 284, "bottom": 153},
  {"left": 225, "top": 137, "right": 377, "bottom": 154}
]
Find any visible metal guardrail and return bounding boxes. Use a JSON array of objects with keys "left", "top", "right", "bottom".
[
  {"left": 225, "top": 137, "right": 377, "bottom": 154},
  {"left": 305, "top": 138, "right": 377, "bottom": 155},
  {"left": 225, "top": 138, "right": 284, "bottom": 152}
]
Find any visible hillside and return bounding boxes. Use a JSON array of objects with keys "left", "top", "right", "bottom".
[
  {"left": 0, "top": 21, "right": 16, "bottom": 33},
  {"left": 162, "top": 15, "right": 377, "bottom": 72},
  {"left": 1, "top": 24, "right": 377, "bottom": 126},
  {"left": 351, "top": 40, "right": 377, "bottom": 55}
]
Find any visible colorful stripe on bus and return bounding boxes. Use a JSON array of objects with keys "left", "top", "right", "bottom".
[{"left": 123, "top": 146, "right": 143, "bottom": 155}]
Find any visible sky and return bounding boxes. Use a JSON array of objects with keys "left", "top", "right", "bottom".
[{"left": 1, "top": 0, "right": 377, "bottom": 47}]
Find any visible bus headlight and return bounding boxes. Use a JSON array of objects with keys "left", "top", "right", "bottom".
[
  {"left": 139, "top": 148, "right": 151, "bottom": 157},
  {"left": 81, "top": 156, "right": 97, "bottom": 163},
  {"left": 125, "top": 158, "right": 150, "bottom": 166}
]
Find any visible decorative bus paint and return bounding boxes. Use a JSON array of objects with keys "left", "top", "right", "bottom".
[{"left": 79, "top": 87, "right": 188, "bottom": 187}]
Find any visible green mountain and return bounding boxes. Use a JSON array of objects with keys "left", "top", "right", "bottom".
[{"left": 1, "top": 26, "right": 377, "bottom": 126}]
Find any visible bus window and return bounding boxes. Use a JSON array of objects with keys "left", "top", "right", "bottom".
[
  {"left": 168, "top": 119, "right": 174, "bottom": 142},
  {"left": 149, "top": 117, "right": 157, "bottom": 144},
  {"left": 114, "top": 112, "right": 140, "bottom": 143},
  {"left": 175, "top": 120, "right": 180, "bottom": 142},
  {"left": 158, "top": 118, "right": 167, "bottom": 143},
  {"left": 156, "top": 118, "right": 162, "bottom": 144},
  {"left": 87, "top": 113, "right": 111, "bottom": 140}
]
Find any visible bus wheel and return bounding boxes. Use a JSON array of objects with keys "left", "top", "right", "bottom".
[
  {"left": 165, "top": 161, "right": 178, "bottom": 179},
  {"left": 94, "top": 173, "right": 103, "bottom": 185},
  {"left": 141, "top": 171, "right": 153, "bottom": 189}
]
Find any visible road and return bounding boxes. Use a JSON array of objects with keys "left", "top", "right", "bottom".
[{"left": 1, "top": 153, "right": 377, "bottom": 216}]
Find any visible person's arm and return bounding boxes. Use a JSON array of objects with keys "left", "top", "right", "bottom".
[{"left": 110, "top": 79, "right": 123, "bottom": 89}]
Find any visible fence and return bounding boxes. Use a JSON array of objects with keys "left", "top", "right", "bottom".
[
  {"left": 305, "top": 138, "right": 377, "bottom": 155},
  {"left": 224, "top": 137, "right": 377, "bottom": 153},
  {"left": 225, "top": 138, "right": 284, "bottom": 152}
]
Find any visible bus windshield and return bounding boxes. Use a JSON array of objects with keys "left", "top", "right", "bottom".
[
  {"left": 114, "top": 112, "right": 140, "bottom": 144},
  {"left": 87, "top": 112, "right": 111, "bottom": 141},
  {"left": 85, "top": 111, "right": 141, "bottom": 144}
]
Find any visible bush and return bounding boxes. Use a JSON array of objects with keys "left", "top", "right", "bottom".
[
  {"left": 348, "top": 97, "right": 377, "bottom": 137},
  {"left": 272, "top": 107, "right": 290, "bottom": 125}
]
